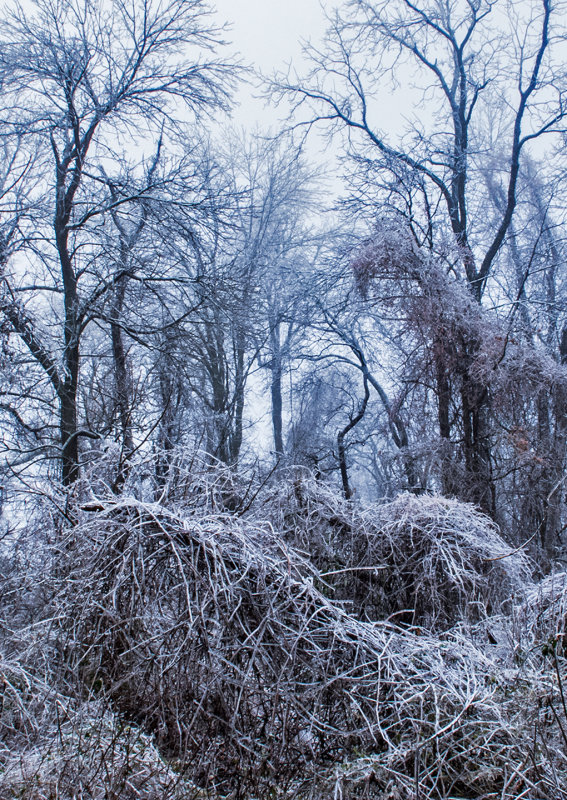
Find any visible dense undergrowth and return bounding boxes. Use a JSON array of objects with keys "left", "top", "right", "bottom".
[{"left": 1, "top": 465, "right": 566, "bottom": 799}]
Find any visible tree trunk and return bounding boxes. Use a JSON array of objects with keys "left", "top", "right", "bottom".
[
  {"left": 436, "top": 353, "right": 455, "bottom": 497},
  {"left": 110, "top": 278, "right": 133, "bottom": 492},
  {"left": 56, "top": 220, "right": 81, "bottom": 487},
  {"left": 337, "top": 374, "right": 369, "bottom": 500},
  {"left": 228, "top": 326, "right": 245, "bottom": 466},
  {"left": 60, "top": 370, "right": 79, "bottom": 487},
  {"left": 269, "top": 320, "right": 284, "bottom": 458},
  {"left": 154, "top": 330, "right": 181, "bottom": 493},
  {"left": 271, "top": 361, "right": 284, "bottom": 457},
  {"left": 460, "top": 371, "right": 495, "bottom": 516}
]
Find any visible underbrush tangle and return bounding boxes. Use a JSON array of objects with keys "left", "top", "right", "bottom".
[
  {"left": 0, "top": 475, "right": 566, "bottom": 798},
  {"left": 268, "top": 479, "right": 531, "bottom": 630}
]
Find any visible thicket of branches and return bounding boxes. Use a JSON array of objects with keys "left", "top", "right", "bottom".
[
  {"left": 1, "top": 468, "right": 567, "bottom": 798},
  {"left": 2, "top": 0, "right": 567, "bottom": 796}
]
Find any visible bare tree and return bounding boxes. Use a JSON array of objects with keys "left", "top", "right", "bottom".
[
  {"left": 151, "top": 134, "right": 319, "bottom": 472},
  {"left": 482, "top": 161, "right": 567, "bottom": 557},
  {"left": 0, "top": 0, "right": 236, "bottom": 487},
  {"left": 235, "top": 135, "right": 317, "bottom": 463},
  {"left": 272, "top": 0, "right": 567, "bottom": 513}
]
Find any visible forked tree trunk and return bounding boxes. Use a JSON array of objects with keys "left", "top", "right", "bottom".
[{"left": 337, "top": 374, "right": 369, "bottom": 500}]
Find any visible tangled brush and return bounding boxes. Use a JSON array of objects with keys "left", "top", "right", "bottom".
[
  {"left": 269, "top": 479, "right": 531, "bottom": 631},
  {"left": 2, "top": 476, "right": 566, "bottom": 799},
  {"left": 17, "top": 491, "right": 548, "bottom": 798},
  {"left": 0, "top": 695, "right": 193, "bottom": 799},
  {"left": 515, "top": 571, "right": 567, "bottom": 658}
]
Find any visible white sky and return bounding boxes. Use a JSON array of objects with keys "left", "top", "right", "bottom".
[
  {"left": 209, "top": 0, "right": 412, "bottom": 193},
  {"left": 213, "top": 0, "right": 328, "bottom": 74},
  {"left": 213, "top": 0, "right": 330, "bottom": 129}
]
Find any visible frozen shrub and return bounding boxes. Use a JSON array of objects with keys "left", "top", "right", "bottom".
[
  {"left": 517, "top": 571, "right": 567, "bottom": 655},
  {"left": 0, "top": 634, "right": 191, "bottom": 798},
  {"left": 268, "top": 479, "right": 532, "bottom": 630},
  {"left": 0, "top": 656, "right": 43, "bottom": 753},
  {"left": 2, "top": 477, "right": 566, "bottom": 799},
  {"left": 33, "top": 492, "right": 548, "bottom": 798},
  {"left": 0, "top": 699, "right": 191, "bottom": 799}
]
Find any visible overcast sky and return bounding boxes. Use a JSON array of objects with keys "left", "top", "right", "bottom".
[{"left": 213, "top": 0, "right": 330, "bottom": 129}]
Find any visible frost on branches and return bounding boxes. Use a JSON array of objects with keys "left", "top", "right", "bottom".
[{"left": 1, "top": 470, "right": 566, "bottom": 799}]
